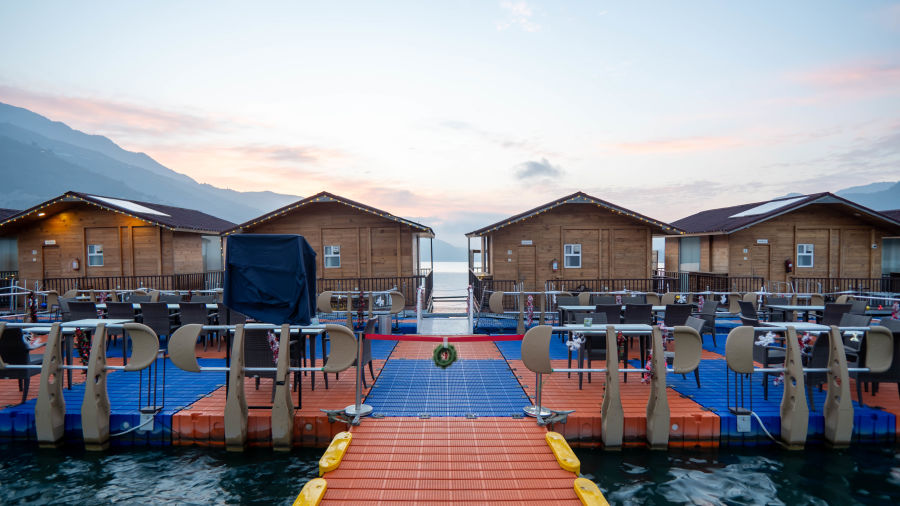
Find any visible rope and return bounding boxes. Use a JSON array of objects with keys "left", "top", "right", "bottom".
[{"left": 365, "top": 333, "right": 523, "bottom": 342}]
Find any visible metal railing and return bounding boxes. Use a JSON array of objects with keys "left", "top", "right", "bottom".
[
  {"left": 317, "top": 272, "right": 432, "bottom": 309},
  {"left": 790, "top": 276, "right": 899, "bottom": 294},
  {"left": 684, "top": 272, "right": 766, "bottom": 293}
]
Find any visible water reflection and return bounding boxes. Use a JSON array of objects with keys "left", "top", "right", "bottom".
[{"left": 578, "top": 446, "right": 900, "bottom": 505}]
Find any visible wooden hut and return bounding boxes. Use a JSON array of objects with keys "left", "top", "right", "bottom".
[
  {"left": 0, "top": 191, "right": 234, "bottom": 285},
  {"left": 465, "top": 192, "right": 681, "bottom": 291},
  {"left": 665, "top": 193, "right": 900, "bottom": 287},
  {"left": 223, "top": 191, "right": 435, "bottom": 303}
]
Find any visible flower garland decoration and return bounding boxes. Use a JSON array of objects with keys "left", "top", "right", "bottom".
[
  {"left": 525, "top": 295, "right": 534, "bottom": 327},
  {"left": 642, "top": 350, "right": 654, "bottom": 384},
  {"left": 266, "top": 329, "right": 279, "bottom": 363},
  {"left": 187, "top": 289, "right": 193, "bottom": 302},
  {"left": 772, "top": 332, "right": 815, "bottom": 386},
  {"left": 615, "top": 295, "right": 622, "bottom": 305},
  {"left": 616, "top": 331, "right": 626, "bottom": 360},
  {"left": 356, "top": 289, "right": 365, "bottom": 330},
  {"left": 26, "top": 291, "right": 37, "bottom": 323},
  {"left": 73, "top": 327, "right": 91, "bottom": 366},
  {"left": 893, "top": 303, "right": 899, "bottom": 320},
  {"left": 698, "top": 295, "right": 705, "bottom": 311},
  {"left": 720, "top": 294, "right": 727, "bottom": 306},
  {"left": 566, "top": 332, "right": 585, "bottom": 352}
]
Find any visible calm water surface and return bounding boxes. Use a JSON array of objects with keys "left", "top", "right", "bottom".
[{"left": 2, "top": 443, "right": 898, "bottom": 504}]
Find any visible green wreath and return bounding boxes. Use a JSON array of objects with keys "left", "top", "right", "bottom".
[{"left": 432, "top": 343, "right": 457, "bottom": 368}]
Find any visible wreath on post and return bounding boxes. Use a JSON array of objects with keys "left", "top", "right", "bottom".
[{"left": 433, "top": 342, "right": 457, "bottom": 368}]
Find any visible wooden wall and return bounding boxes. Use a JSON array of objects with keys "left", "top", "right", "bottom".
[
  {"left": 236, "top": 202, "right": 421, "bottom": 278},
  {"left": 12, "top": 206, "right": 205, "bottom": 281},
  {"left": 666, "top": 204, "right": 889, "bottom": 283},
  {"left": 486, "top": 203, "right": 654, "bottom": 290}
]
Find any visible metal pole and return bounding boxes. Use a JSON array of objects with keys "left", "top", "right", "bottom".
[
  {"left": 523, "top": 372, "right": 551, "bottom": 418},
  {"left": 344, "top": 329, "right": 372, "bottom": 420}
]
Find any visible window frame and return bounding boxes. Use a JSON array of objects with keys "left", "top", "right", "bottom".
[
  {"left": 797, "top": 243, "right": 814, "bottom": 268},
  {"left": 324, "top": 245, "right": 341, "bottom": 269},
  {"left": 87, "top": 244, "right": 104, "bottom": 267},
  {"left": 563, "top": 243, "right": 582, "bottom": 269}
]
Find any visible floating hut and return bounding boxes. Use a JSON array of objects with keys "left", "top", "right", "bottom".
[
  {"left": 665, "top": 193, "right": 900, "bottom": 287},
  {"left": 465, "top": 192, "right": 681, "bottom": 291},
  {"left": 222, "top": 191, "right": 434, "bottom": 304},
  {"left": 0, "top": 191, "right": 233, "bottom": 285}
]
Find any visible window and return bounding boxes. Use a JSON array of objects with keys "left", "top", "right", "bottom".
[
  {"left": 679, "top": 237, "right": 701, "bottom": 272},
  {"left": 797, "top": 244, "right": 814, "bottom": 268},
  {"left": 324, "top": 245, "right": 341, "bottom": 268},
  {"left": 884, "top": 239, "right": 900, "bottom": 275},
  {"left": 87, "top": 244, "right": 103, "bottom": 266},
  {"left": 564, "top": 244, "right": 581, "bottom": 268}
]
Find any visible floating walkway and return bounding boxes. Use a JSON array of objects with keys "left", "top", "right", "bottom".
[{"left": 2, "top": 315, "right": 900, "bottom": 503}]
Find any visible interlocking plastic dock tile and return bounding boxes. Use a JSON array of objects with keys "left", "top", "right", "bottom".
[
  {"left": 321, "top": 418, "right": 582, "bottom": 505},
  {"left": 663, "top": 357, "right": 896, "bottom": 445},
  {"left": 365, "top": 360, "right": 527, "bottom": 417}
]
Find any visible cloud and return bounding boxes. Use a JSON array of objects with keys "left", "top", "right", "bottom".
[
  {"left": 611, "top": 136, "right": 742, "bottom": 154},
  {"left": 437, "top": 119, "right": 546, "bottom": 152},
  {"left": 793, "top": 62, "right": 900, "bottom": 92},
  {"left": 513, "top": 158, "right": 562, "bottom": 179},
  {"left": 0, "top": 84, "right": 219, "bottom": 139},
  {"left": 496, "top": 1, "right": 541, "bottom": 32}
]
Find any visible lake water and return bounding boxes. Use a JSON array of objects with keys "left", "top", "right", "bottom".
[{"left": 2, "top": 443, "right": 898, "bottom": 504}]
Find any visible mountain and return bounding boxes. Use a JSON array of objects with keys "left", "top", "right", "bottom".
[
  {"left": 0, "top": 102, "right": 300, "bottom": 222},
  {"left": 836, "top": 182, "right": 900, "bottom": 212},
  {"left": 838, "top": 181, "right": 896, "bottom": 195},
  {"left": 421, "top": 238, "right": 468, "bottom": 262}
]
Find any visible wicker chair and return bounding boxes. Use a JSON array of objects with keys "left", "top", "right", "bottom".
[
  {"left": 180, "top": 303, "right": 214, "bottom": 350},
  {"left": 0, "top": 327, "right": 43, "bottom": 403},
  {"left": 68, "top": 301, "right": 99, "bottom": 321},
  {"left": 740, "top": 315, "right": 785, "bottom": 400},
  {"left": 850, "top": 319, "right": 900, "bottom": 404}
]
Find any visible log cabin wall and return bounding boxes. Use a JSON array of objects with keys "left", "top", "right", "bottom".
[
  {"left": 727, "top": 204, "right": 886, "bottom": 283},
  {"left": 235, "top": 201, "right": 419, "bottom": 278},
  {"left": 14, "top": 206, "right": 205, "bottom": 281},
  {"left": 485, "top": 203, "right": 654, "bottom": 290}
]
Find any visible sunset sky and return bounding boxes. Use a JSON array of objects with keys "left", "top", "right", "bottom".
[{"left": 1, "top": 1, "right": 899, "bottom": 245}]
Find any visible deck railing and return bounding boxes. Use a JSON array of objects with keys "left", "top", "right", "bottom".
[
  {"left": 790, "top": 276, "right": 899, "bottom": 294},
  {"left": 317, "top": 272, "right": 432, "bottom": 309},
  {"left": 684, "top": 272, "right": 766, "bottom": 293},
  {"left": 39, "top": 271, "right": 225, "bottom": 294}
]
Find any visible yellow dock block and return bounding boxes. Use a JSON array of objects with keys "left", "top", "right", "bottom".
[
  {"left": 293, "top": 478, "right": 326, "bottom": 506},
  {"left": 545, "top": 431, "right": 581, "bottom": 474},
  {"left": 574, "top": 477, "right": 608, "bottom": 506},
  {"left": 319, "top": 431, "right": 352, "bottom": 476}
]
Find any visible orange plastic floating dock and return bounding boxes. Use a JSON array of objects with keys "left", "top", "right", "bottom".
[{"left": 321, "top": 418, "right": 583, "bottom": 504}]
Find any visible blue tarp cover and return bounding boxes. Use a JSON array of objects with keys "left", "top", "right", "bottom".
[{"left": 223, "top": 234, "right": 317, "bottom": 325}]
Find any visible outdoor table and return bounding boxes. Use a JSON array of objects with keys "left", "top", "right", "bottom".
[
  {"left": 24, "top": 318, "right": 133, "bottom": 388},
  {"left": 552, "top": 323, "right": 653, "bottom": 388},
  {"left": 765, "top": 305, "right": 825, "bottom": 323},
  {"left": 224, "top": 324, "right": 328, "bottom": 394}
]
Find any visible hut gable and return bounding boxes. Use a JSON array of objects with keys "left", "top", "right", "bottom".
[
  {"left": 0, "top": 191, "right": 233, "bottom": 281},
  {"left": 466, "top": 192, "right": 680, "bottom": 289},
  {"left": 226, "top": 191, "right": 433, "bottom": 280},
  {"left": 666, "top": 193, "right": 900, "bottom": 282}
]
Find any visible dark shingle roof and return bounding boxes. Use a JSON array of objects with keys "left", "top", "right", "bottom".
[
  {"left": 0, "top": 208, "right": 20, "bottom": 221},
  {"left": 465, "top": 191, "right": 682, "bottom": 237},
  {"left": 0, "top": 191, "right": 235, "bottom": 233},
  {"left": 882, "top": 209, "right": 900, "bottom": 221},
  {"left": 671, "top": 192, "right": 900, "bottom": 235},
  {"left": 223, "top": 191, "right": 434, "bottom": 236}
]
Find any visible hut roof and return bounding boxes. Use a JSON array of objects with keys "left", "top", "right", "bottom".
[
  {"left": 0, "top": 191, "right": 235, "bottom": 234},
  {"left": 465, "top": 191, "right": 682, "bottom": 237},
  {"left": 671, "top": 192, "right": 900, "bottom": 235},
  {"left": 223, "top": 191, "right": 434, "bottom": 236}
]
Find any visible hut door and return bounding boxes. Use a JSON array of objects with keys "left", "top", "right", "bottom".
[
  {"left": 517, "top": 246, "right": 536, "bottom": 291},
  {"left": 750, "top": 244, "right": 770, "bottom": 283},
  {"left": 42, "top": 245, "right": 61, "bottom": 278}
]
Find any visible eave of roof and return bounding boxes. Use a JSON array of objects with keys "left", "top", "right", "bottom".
[
  {"left": 222, "top": 191, "right": 435, "bottom": 236},
  {"left": 0, "top": 192, "right": 234, "bottom": 234},
  {"left": 465, "top": 191, "right": 684, "bottom": 237},
  {"left": 670, "top": 193, "right": 900, "bottom": 235}
]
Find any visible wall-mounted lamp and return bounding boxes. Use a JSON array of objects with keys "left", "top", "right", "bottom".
[{"left": 37, "top": 212, "right": 46, "bottom": 217}]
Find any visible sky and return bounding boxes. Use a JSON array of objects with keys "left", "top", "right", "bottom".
[{"left": 1, "top": 1, "right": 899, "bottom": 247}]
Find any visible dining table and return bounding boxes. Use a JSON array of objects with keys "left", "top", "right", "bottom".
[{"left": 551, "top": 323, "right": 653, "bottom": 388}]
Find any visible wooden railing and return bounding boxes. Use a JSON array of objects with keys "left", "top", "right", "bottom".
[
  {"left": 317, "top": 272, "right": 432, "bottom": 309},
  {"left": 39, "top": 271, "right": 225, "bottom": 294}
]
